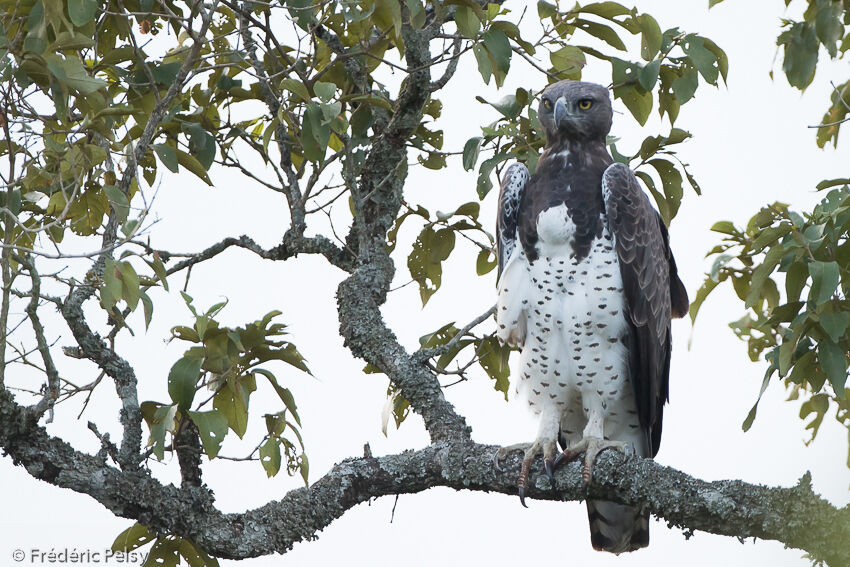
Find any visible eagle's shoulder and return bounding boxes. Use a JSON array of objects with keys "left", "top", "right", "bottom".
[{"left": 496, "top": 163, "right": 530, "bottom": 282}]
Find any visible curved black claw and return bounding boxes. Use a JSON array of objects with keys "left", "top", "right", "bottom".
[
  {"left": 518, "top": 486, "right": 528, "bottom": 508},
  {"left": 493, "top": 450, "right": 504, "bottom": 472},
  {"left": 553, "top": 452, "right": 565, "bottom": 468},
  {"left": 553, "top": 447, "right": 581, "bottom": 469},
  {"left": 544, "top": 457, "right": 555, "bottom": 486}
]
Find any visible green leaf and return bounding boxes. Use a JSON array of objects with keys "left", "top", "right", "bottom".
[
  {"left": 482, "top": 29, "right": 511, "bottom": 75},
  {"left": 168, "top": 355, "right": 203, "bottom": 411},
  {"left": 815, "top": 0, "right": 842, "bottom": 57},
  {"left": 710, "top": 220, "right": 739, "bottom": 235},
  {"left": 819, "top": 311, "right": 850, "bottom": 343},
  {"left": 579, "top": 2, "right": 631, "bottom": 19},
  {"left": 700, "top": 36, "right": 729, "bottom": 83},
  {"left": 112, "top": 523, "right": 155, "bottom": 552},
  {"left": 101, "top": 257, "right": 123, "bottom": 310},
  {"left": 638, "top": 60, "right": 661, "bottom": 91},
  {"left": 300, "top": 453, "right": 310, "bottom": 485},
  {"left": 140, "top": 292, "right": 153, "bottom": 330},
  {"left": 117, "top": 261, "right": 141, "bottom": 311},
  {"left": 287, "top": 0, "right": 318, "bottom": 31},
  {"left": 280, "top": 78, "right": 311, "bottom": 103},
  {"left": 176, "top": 150, "right": 213, "bottom": 185},
  {"left": 682, "top": 36, "right": 718, "bottom": 84},
  {"left": 742, "top": 368, "right": 773, "bottom": 431},
  {"left": 614, "top": 84, "right": 652, "bottom": 126},
  {"left": 408, "top": 226, "right": 456, "bottom": 305},
  {"left": 537, "top": 0, "right": 557, "bottom": 19},
  {"left": 68, "top": 0, "right": 98, "bottom": 27},
  {"left": 255, "top": 368, "right": 302, "bottom": 426},
  {"left": 188, "top": 410, "right": 229, "bottom": 458},
  {"left": 778, "top": 338, "right": 796, "bottom": 377},
  {"left": 103, "top": 184, "right": 129, "bottom": 223},
  {"left": 462, "top": 137, "right": 483, "bottom": 171},
  {"left": 671, "top": 68, "right": 699, "bottom": 103},
  {"left": 648, "top": 158, "right": 683, "bottom": 221},
  {"left": 779, "top": 22, "right": 819, "bottom": 90},
  {"left": 214, "top": 377, "right": 256, "bottom": 438},
  {"left": 476, "top": 249, "right": 497, "bottom": 275},
  {"left": 455, "top": 5, "right": 481, "bottom": 38},
  {"left": 476, "top": 94, "right": 522, "bottom": 119},
  {"left": 816, "top": 178, "right": 850, "bottom": 190},
  {"left": 301, "top": 103, "right": 330, "bottom": 162},
  {"left": 689, "top": 277, "right": 720, "bottom": 325},
  {"left": 44, "top": 54, "right": 106, "bottom": 94},
  {"left": 818, "top": 339, "right": 848, "bottom": 394},
  {"left": 181, "top": 123, "right": 216, "bottom": 171},
  {"left": 146, "top": 403, "right": 177, "bottom": 460},
  {"left": 809, "top": 260, "right": 840, "bottom": 304},
  {"left": 477, "top": 336, "right": 511, "bottom": 399},
  {"left": 146, "top": 252, "right": 169, "bottom": 291},
  {"left": 313, "top": 81, "right": 336, "bottom": 102},
  {"left": 785, "top": 261, "right": 809, "bottom": 302},
  {"left": 549, "top": 46, "right": 586, "bottom": 77},
  {"left": 638, "top": 13, "right": 662, "bottom": 60},
  {"left": 745, "top": 244, "right": 784, "bottom": 308},
  {"left": 472, "top": 43, "right": 493, "bottom": 84},
  {"left": 259, "top": 438, "right": 282, "bottom": 477},
  {"left": 576, "top": 19, "right": 627, "bottom": 51}
]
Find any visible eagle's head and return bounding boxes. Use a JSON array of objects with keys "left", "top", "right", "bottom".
[{"left": 538, "top": 80, "right": 613, "bottom": 143}]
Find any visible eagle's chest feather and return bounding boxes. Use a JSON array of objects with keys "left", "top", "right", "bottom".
[{"left": 513, "top": 202, "right": 630, "bottom": 416}]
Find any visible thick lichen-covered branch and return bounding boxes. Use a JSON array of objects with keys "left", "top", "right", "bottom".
[{"left": 0, "top": 388, "right": 845, "bottom": 565}]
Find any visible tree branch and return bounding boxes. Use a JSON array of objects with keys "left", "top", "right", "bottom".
[
  {"left": 0, "top": 388, "right": 845, "bottom": 565},
  {"left": 336, "top": 20, "right": 473, "bottom": 443},
  {"left": 156, "top": 232, "right": 354, "bottom": 276}
]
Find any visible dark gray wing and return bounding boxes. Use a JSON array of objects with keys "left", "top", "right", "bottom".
[
  {"left": 496, "top": 163, "right": 529, "bottom": 282},
  {"left": 602, "top": 162, "right": 689, "bottom": 456}
]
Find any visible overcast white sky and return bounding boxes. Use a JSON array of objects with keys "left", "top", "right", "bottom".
[{"left": 2, "top": 1, "right": 849, "bottom": 566}]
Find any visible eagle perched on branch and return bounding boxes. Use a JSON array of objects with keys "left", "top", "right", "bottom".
[{"left": 494, "top": 80, "right": 689, "bottom": 553}]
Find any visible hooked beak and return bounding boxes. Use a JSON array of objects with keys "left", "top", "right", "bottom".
[{"left": 553, "top": 96, "right": 568, "bottom": 128}]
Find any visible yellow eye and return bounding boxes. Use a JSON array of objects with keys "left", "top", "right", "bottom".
[
  {"left": 542, "top": 98, "right": 553, "bottom": 110},
  {"left": 578, "top": 99, "right": 593, "bottom": 110}
]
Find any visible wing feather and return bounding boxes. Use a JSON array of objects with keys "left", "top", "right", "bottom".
[
  {"left": 496, "top": 163, "right": 529, "bottom": 283},
  {"left": 602, "top": 162, "right": 688, "bottom": 456}
]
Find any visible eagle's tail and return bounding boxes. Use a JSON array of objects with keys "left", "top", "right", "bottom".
[{"left": 586, "top": 500, "right": 649, "bottom": 553}]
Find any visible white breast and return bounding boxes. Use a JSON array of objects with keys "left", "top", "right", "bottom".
[
  {"left": 535, "top": 203, "right": 575, "bottom": 247},
  {"left": 512, "top": 211, "right": 632, "bottom": 439}
]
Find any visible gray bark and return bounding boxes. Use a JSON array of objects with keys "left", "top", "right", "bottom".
[{"left": 1, "top": 388, "right": 847, "bottom": 564}]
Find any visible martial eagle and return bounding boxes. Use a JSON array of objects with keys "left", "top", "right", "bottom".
[{"left": 494, "top": 80, "right": 689, "bottom": 553}]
